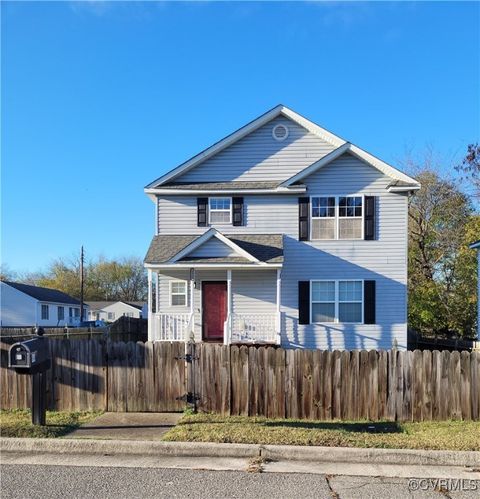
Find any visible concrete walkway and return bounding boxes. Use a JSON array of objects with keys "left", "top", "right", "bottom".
[{"left": 69, "top": 412, "right": 182, "bottom": 440}]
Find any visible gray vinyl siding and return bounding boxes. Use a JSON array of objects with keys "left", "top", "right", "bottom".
[
  {"left": 188, "top": 238, "right": 238, "bottom": 257},
  {"left": 154, "top": 152, "right": 408, "bottom": 350},
  {"left": 157, "top": 195, "right": 298, "bottom": 236},
  {"left": 157, "top": 269, "right": 276, "bottom": 342},
  {"left": 280, "top": 153, "right": 408, "bottom": 350},
  {"left": 175, "top": 116, "right": 336, "bottom": 183},
  {"left": 477, "top": 251, "right": 480, "bottom": 338}
]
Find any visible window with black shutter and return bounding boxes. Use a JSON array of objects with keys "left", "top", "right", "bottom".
[
  {"left": 364, "top": 280, "right": 376, "bottom": 324},
  {"left": 232, "top": 197, "right": 244, "bottom": 226},
  {"left": 298, "top": 281, "right": 310, "bottom": 324},
  {"left": 298, "top": 197, "right": 310, "bottom": 241},
  {"left": 364, "top": 196, "right": 376, "bottom": 240},
  {"left": 197, "top": 197, "right": 208, "bottom": 227}
]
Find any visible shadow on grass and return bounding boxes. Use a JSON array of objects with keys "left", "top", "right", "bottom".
[
  {"left": 181, "top": 417, "right": 403, "bottom": 434},
  {"left": 262, "top": 421, "right": 402, "bottom": 433}
]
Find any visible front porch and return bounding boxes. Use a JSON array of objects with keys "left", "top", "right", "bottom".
[{"left": 147, "top": 267, "right": 282, "bottom": 345}]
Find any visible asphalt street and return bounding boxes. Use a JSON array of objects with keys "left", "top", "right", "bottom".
[{"left": 2, "top": 464, "right": 479, "bottom": 499}]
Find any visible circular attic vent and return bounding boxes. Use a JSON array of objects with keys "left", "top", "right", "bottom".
[{"left": 272, "top": 124, "right": 289, "bottom": 141}]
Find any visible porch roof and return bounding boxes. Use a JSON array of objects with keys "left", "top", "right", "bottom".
[{"left": 144, "top": 233, "right": 283, "bottom": 265}]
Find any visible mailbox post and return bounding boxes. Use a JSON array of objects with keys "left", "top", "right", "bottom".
[{"left": 8, "top": 327, "right": 51, "bottom": 426}]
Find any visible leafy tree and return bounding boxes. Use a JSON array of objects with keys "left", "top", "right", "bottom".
[
  {"left": 33, "top": 255, "right": 147, "bottom": 302},
  {"left": 408, "top": 169, "right": 477, "bottom": 337},
  {"left": 456, "top": 143, "right": 480, "bottom": 198}
]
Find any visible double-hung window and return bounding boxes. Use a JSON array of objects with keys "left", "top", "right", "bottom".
[
  {"left": 311, "top": 196, "right": 363, "bottom": 240},
  {"left": 311, "top": 197, "right": 336, "bottom": 239},
  {"left": 41, "top": 304, "right": 49, "bottom": 320},
  {"left": 338, "top": 196, "right": 363, "bottom": 239},
  {"left": 57, "top": 306, "right": 64, "bottom": 320},
  {"left": 170, "top": 281, "right": 187, "bottom": 306},
  {"left": 311, "top": 280, "right": 363, "bottom": 324},
  {"left": 209, "top": 197, "right": 231, "bottom": 224}
]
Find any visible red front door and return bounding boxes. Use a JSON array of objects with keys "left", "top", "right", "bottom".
[{"left": 202, "top": 281, "right": 227, "bottom": 342}]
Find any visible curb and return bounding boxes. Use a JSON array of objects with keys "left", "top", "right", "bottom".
[
  {"left": 260, "top": 445, "right": 480, "bottom": 467},
  {"left": 1, "top": 437, "right": 479, "bottom": 467},
  {"left": 0, "top": 438, "right": 258, "bottom": 459}
]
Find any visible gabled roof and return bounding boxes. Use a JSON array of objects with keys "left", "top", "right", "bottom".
[
  {"left": 145, "top": 104, "right": 346, "bottom": 189},
  {"left": 145, "top": 104, "right": 419, "bottom": 192},
  {"left": 281, "top": 143, "right": 420, "bottom": 189},
  {"left": 86, "top": 300, "right": 145, "bottom": 311},
  {"left": 2, "top": 281, "right": 81, "bottom": 305},
  {"left": 144, "top": 230, "right": 283, "bottom": 266},
  {"left": 470, "top": 240, "right": 480, "bottom": 249}
]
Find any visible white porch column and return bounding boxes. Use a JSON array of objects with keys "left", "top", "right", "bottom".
[
  {"left": 276, "top": 269, "right": 282, "bottom": 344},
  {"left": 225, "top": 269, "right": 232, "bottom": 345},
  {"left": 155, "top": 272, "right": 160, "bottom": 314},
  {"left": 147, "top": 269, "right": 153, "bottom": 341},
  {"left": 190, "top": 274, "right": 195, "bottom": 339}
]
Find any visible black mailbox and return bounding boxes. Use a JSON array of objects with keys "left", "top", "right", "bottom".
[{"left": 9, "top": 337, "right": 51, "bottom": 374}]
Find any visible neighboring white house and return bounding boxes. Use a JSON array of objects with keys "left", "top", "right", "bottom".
[
  {"left": 86, "top": 301, "right": 146, "bottom": 322},
  {"left": 470, "top": 239, "right": 480, "bottom": 338},
  {"left": 143, "top": 104, "right": 420, "bottom": 350},
  {"left": 0, "top": 281, "right": 88, "bottom": 327}
]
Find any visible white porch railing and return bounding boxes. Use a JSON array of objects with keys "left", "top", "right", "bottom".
[
  {"left": 153, "top": 312, "right": 193, "bottom": 342},
  {"left": 230, "top": 313, "right": 279, "bottom": 344}
]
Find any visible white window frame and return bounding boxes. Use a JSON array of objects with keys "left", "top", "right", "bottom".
[
  {"left": 169, "top": 280, "right": 188, "bottom": 307},
  {"left": 310, "top": 195, "right": 364, "bottom": 240},
  {"left": 208, "top": 197, "right": 232, "bottom": 225},
  {"left": 41, "top": 304, "right": 49, "bottom": 320},
  {"left": 310, "top": 279, "right": 364, "bottom": 324}
]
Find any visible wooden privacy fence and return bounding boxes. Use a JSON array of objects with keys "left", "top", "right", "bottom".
[{"left": 1, "top": 340, "right": 479, "bottom": 421}]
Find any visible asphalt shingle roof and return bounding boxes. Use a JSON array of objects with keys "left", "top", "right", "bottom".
[
  {"left": 2, "top": 281, "right": 81, "bottom": 305},
  {"left": 144, "top": 233, "right": 283, "bottom": 265}
]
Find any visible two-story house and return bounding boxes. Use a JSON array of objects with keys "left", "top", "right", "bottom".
[{"left": 144, "top": 105, "right": 420, "bottom": 350}]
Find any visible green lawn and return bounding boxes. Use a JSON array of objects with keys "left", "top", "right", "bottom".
[
  {"left": 162, "top": 412, "right": 480, "bottom": 451},
  {"left": 0, "top": 410, "right": 101, "bottom": 438}
]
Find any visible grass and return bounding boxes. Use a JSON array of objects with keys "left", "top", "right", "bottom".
[
  {"left": 162, "top": 412, "right": 480, "bottom": 451},
  {"left": 0, "top": 410, "right": 101, "bottom": 438}
]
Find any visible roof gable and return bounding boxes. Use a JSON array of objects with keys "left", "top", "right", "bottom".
[
  {"left": 146, "top": 105, "right": 345, "bottom": 189},
  {"left": 281, "top": 144, "right": 419, "bottom": 190},
  {"left": 144, "top": 231, "right": 284, "bottom": 266}
]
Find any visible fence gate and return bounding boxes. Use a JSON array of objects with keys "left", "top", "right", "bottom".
[{"left": 107, "top": 341, "right": 186, "bottom": 412}]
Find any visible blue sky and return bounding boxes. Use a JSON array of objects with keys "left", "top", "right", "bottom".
[{"left": 2, "top": 1, "right": 479, "bottom": 273}]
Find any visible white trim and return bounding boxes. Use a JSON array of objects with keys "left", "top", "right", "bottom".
[
  {"left": 169, "top": 280, "right": 188, "bottom": 307},
  {"left": 310, "top": 279, "right": 364, "bottom": 325},
  {"left": 145, "top": 104, "right": 346, "bottom": 188},
  {"left": 282, "top": 142, "right": 419, "bottom": 188},
  {"left": 147, "top": 269, "right": 153, "bottom": 340},
  {"left": 226, "top": 270, "right": 232, "bottom": 345},
  {"left": 208, "top": 197, "right": 232, "bottom": 225},
  {"left": 146, "top": 263, "right": 282, "bottom": 270},
  {"left": 144, "top": 186, "right": 306, "bottom": 196},
  {"left": 310, "top": 195, "right": 364, "bottom": 241},
  {"left": 387, "top": 185, "right": 421, "bottom": 193},
  {"left": 169, "top": 228, "right": 260, "bottom": 263},
  {"left": 469, "top": 241, "right": 480, "bottom": 250}
]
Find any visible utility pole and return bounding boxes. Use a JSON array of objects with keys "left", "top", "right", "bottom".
[{"left": 80, "top": 246, "right": 84, "bottom": 321}]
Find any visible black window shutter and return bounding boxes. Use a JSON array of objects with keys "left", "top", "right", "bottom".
[
  {"left": 197, "top": 198, "right": 208, "bottom": 227},
  {"left": 298, "top": 197, "right": 310, "bottom": 241},
  {"left": 298, "top": 281, "right": 310, "bottom": 325},
  {"left": 232, "top": 197, "right": 244, "bottom": 226},
  {"left": 364, "top": 280, "right": 376, "bottom": 324},
  {"left": 364, "top": 196, "right": 376, "bottom": 240}
]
